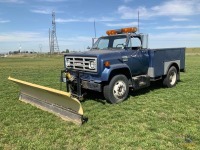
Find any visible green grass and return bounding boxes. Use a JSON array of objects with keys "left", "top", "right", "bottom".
[
  {"left": 186, "top": 48, "right": 200, "bottom": 54},
  {"left": 0, "top": 55, "right": 200, "bottom": 149}
]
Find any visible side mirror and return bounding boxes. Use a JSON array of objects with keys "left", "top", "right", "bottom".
[
  {"left": 87, "top": 46, "right": 91, "bottom": 49},
  {"left": 123, "top": 42, "right": 127, "bottom": 49},
  {"left": 141, "top": 34, "right": 148, "bottom": 49}
]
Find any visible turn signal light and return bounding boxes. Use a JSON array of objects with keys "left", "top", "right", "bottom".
[{"left": 104, "top": 61, "right": 110, "bottom": 67}]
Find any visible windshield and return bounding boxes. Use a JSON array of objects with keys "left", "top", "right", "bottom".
[{"left": 92, "top": 35, "right": 127, "bottom": 50}]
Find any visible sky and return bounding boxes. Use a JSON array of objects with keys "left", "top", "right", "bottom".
[{"left": 0, "top": 0, "right": 200, "bottom": 53}]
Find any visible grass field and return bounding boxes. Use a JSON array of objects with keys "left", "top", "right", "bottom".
[
  {"left": 0, "top": 52, "right": 200, "bottom": 149},
  {"left": 186, "top": 48, "right": 200, "bottom": 55}
]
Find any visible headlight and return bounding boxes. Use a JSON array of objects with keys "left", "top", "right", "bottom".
[
  {"left": 89, "top": 61, "right": 95, "bottom": 69},
  {"left": 66, "top": 59, "right": 71, "bottom": 67}
]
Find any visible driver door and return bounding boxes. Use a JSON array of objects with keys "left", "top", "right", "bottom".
[{"left": 121, "top": 36, "right": 149, "bottom": 76}]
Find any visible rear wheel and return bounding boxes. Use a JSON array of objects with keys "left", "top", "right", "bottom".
[
  {"left": 103, "top": 75, "right": 129, "bottom": 104},
  {"left": 163, "top": 66, "right": 178, "bottom": 88}
]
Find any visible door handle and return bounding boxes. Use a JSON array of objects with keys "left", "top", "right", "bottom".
[
  {"left": 131, "top": 54, "right": 136, "bottom": 57},
  {"left": 122, "top": 56, "right": 128, "bottom": 62}
]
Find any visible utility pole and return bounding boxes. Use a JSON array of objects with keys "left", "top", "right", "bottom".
[
  {"left": 49, "top": 11, "right": 59, "bottom": 54},
  {"left": 94, "top": 20, "right": 96, "bottom": 38},
  {"left": 138, "top": 11, "right": 140, "bottom": 33},
  {"left": 92, "top": 20, "right": 97, "bottom": 46}
]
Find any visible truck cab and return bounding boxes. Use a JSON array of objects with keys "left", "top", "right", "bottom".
[
  {"left": 92, "top": 30, "right": 149, "bottom": 76},
  {"left": 63, "top": 27, "right": 185, "bottom": 104}
]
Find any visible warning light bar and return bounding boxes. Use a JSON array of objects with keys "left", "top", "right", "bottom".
[{"left": 106, "top": 27, "right": 137, "bottom": 35}]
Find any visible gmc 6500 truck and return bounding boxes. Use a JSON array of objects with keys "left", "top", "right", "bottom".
[
  {"left": 63, "top": 27, "right": 185, "bottom": 104},
  {"left": 9, "top": 27, "right": 185, "bottom": 124}
]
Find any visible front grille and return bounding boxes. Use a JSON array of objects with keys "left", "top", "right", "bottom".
[{"left": 65, "top": 56, "right": 97, "bottom": 72}]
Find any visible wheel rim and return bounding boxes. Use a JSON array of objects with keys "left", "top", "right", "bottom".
[
  {"left": 169, "top": 71, "right": 177, "bottom": 85},
  {"left": 113, "top": 80, "right": 126, "bottom": 99}
]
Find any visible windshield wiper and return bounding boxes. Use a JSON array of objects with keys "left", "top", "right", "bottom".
[{"left": 92, "top": 46, "right": 97, "bottom": 49}]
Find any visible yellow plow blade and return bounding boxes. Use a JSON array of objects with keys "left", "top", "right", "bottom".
[{"left": 8, "top": 77, "right": 84, "bottom": 125}]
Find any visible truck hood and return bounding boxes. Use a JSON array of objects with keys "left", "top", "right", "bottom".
[{"left": 65, "top": 49, "right": 122, "bottom": 57}]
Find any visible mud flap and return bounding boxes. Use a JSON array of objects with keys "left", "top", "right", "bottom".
[{"left": 8, "top": 77, "right": 85, "bottom": 125}]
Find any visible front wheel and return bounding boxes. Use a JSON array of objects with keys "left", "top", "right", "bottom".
[
  {"left": 103, "top": 75, "right": 129, "bottom": 104},
  {"left": 163, "top": 66, "right": 178, "bottom": 88}
]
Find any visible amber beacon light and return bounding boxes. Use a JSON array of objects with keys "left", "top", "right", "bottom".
[
  {"left": 106, "top": 30, "right": 117, "bottom": 35},
  {"left": 121, "top": 27, "right": 137, "bottom": 33},
  {"left": 106, "top": 27, "right": 137, "bottom": 35}
]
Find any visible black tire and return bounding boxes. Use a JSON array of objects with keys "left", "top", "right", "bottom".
[
  {"left": 163, "top": 66, "right": 178, "bottom": 88},
  {"left": 103, "top": 75, "right": 129, "bottom": 104}
]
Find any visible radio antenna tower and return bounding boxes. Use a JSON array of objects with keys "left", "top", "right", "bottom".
[{"left": 49, "top": 11, "right": 59, "bottom": 54}]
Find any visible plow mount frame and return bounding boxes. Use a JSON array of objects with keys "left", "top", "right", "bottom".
[{"left": 60, "top": 69, "right": 84, "bottom": 100}]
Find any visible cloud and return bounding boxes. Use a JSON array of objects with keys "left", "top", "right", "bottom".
[
  {"left": 171, "top": 18, "right": 189, "bottom": 21},
  {"left": 122, "top": 0, "right": 133, "bottom": 3},
  {"left": 155, "top": 25, "right": 200, "bottom": 29},
  {"left": 0, "top": 0, "right": 24, "bottom": 3},
  {"left": 0, "top": 31, "right": 92, "bottom": 52},
  {"left": 151, "top": 0, "right": 197, "bottom": 16},
  {"left": 56, "top": 18, "right": 80, "bottom": 23},
  {"left": 63, "top": 36, "right": 92, "bottom": 43},
  {"left": 40, "top": 0, "right": 67, "bottom": 2},
  {"left": 30, "top": 5, "right": 64, "bottom": 15},
  {"left": 56, "top": 17, "right": 115, "bottom": 23},
  {"left": 30, "top": 9, "right": 52, "bottom": 14},
  {"left": 0, "top": 31, "right": 47, "bottom": 42},
  {"left": 151, "top": 31, "right": 200, "bottom": 39},
  {"left": 118, "top": 6, "right": 136, "bottom": 19},
  {"left": 54, "top": 36, "right": 92, "bottom": 52},
  {"left": 93, "top": 17, "right": 116, "bottom": 22},
  {"left": 149, "top": 30, "right": 200, "bottom": 48},
  {"left": 118, "top": 6, "right": 153, "bottom": 19},
  {"left": 30, "top": 7, "right": 63, "bottom": 15},
  {"left": 0, "top": 19, "right": 10, "bottom": 23},
  {"left": 118, "top": 0, "right": 200, "bottom": 19},
  {"left": 105, "top": 22, "right": 138, "bottom": 27}
]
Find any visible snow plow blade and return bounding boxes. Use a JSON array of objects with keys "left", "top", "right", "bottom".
[{"left": 8, "top": 77, "right": 84, "bottom": 125}]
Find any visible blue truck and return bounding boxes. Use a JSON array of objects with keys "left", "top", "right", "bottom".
[{"left": 63, "top": 27, "right": 185, "bottom": 104}]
